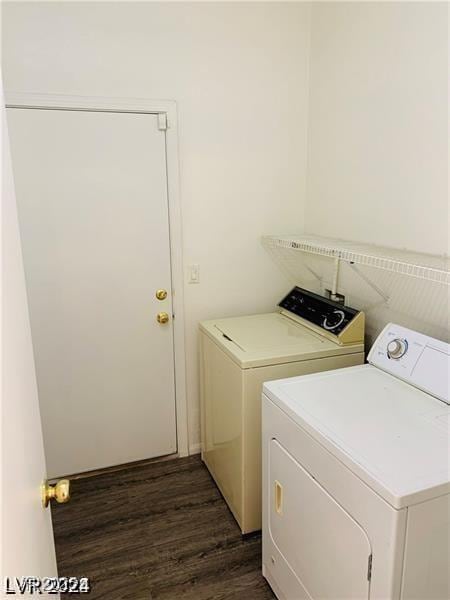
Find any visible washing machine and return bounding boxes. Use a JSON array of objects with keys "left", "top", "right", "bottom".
[
  {"left": 200, "top": 286, "right": 365, "bottom": 534},
  {"left": 262, "top": 323, "right": 449, "bottom": 599}
]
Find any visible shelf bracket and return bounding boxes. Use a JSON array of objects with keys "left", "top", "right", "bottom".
[
  {"left": 303, "top": 264, "right": 323, "bottom": 284},
  {"left": 347, "top": 262, "right": 390, "bottom": 304}
]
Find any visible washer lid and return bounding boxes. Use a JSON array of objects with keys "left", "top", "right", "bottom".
[
  {"left": 200, "top": 313, "right": 363, "bottom": 368},
  {"left": 264, "top": 365, "right": 450, "bottom": 508}
]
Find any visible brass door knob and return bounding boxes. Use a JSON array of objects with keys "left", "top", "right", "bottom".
[
  {"left": 155, "top": 289, "right": 168, "bottom": 301},
  {"left": 41, "top": 479, "right": 70, "bottom": 508},
  {"left": 157, "top": 312, "right": 170, "bottom": 324}
]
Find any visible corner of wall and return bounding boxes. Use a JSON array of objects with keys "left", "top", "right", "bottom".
[{"left": 303, "top": 1, "right": 314, "bottom": 235}]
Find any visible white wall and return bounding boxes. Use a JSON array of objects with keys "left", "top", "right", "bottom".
[
  {"left": 306, "top": 1, "right": 448, "bottom": 254},
  {"left": 2, "top": 2, "right": 311, "bottom": 452},
  {"left": 305, "top": 2, "right": 449, "bottom": 343}
]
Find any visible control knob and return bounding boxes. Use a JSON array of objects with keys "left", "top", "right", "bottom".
[
  {"left": 387, "top": 338, "right": 408, "bottom": 360},
  {"left": 323, "top": 309, "right": 345, "bottom": 331}
]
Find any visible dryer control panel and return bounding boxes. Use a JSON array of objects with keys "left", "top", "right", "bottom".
[
  {"left": 368, "top": 323, "right": 450, "bottom": 404},
  {"left": 278, "top": 287, "right": 364, "bottom": 346}
]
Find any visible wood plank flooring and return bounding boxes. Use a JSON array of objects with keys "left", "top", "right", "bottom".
[{"left": 52, "top": 455, "right": 275, "bottom": 600}]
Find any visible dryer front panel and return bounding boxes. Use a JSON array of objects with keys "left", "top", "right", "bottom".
[{"left": 268, "top": 438, "right": 372, "bottom": 599}]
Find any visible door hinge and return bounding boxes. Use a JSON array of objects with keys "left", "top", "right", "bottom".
[
  {"left": 367, "top": 554, "right": 373, "bottom": 581},
  {"left": 157, "top": 113, "right": 168, "bottom": 131}
]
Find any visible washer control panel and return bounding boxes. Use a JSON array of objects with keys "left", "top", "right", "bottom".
[
  {"left": 368, "top": 323, "right": 450, "bottom": 404},
  {"left": 278, "top": 286, "right": 359, "bottom": 336}
]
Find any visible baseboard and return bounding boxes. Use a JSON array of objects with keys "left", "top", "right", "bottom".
[
  {"left": 189, "top": 442, "right": 201, "bottom": 455},
  {"left": 55, "top": 452, "right": 178, "bottom": 481}
]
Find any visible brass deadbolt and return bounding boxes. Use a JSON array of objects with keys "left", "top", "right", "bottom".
[
  {"left": 157, "top": 312, "right": 170, "bottom": 324},
  {"left": 42, "top": 479, "right": 71, "bottom": 508},
  {"left": 156, "top": 289, "right": 168, "bottom": 301}
]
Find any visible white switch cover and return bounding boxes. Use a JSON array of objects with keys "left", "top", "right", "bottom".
[{"left": 188, "top": 264, "right": 200, "bottom": 283}]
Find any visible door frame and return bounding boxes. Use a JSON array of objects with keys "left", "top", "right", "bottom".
[{"left": 5, "top": 91, "right": 189, "bottom": 457}]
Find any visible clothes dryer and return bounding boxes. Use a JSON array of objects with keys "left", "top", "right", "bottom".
[{"left": 262, "top": 323, "right": 449, "bottom": 599}]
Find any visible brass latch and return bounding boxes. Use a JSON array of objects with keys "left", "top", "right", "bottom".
[
  {"left": 41, "top": 479, "right": 70, "bottom": 508},
  {"left": 157, "top": 312, "right": 170, "bottom": 324}
]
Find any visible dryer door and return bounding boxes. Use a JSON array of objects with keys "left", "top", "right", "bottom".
[{"left": 269, "top": 439, "right": 372, "bottom": 599}]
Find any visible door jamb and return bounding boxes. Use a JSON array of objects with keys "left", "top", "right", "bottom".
[{"left": 5, "top": 92, "right": 189, "bottom": 457}]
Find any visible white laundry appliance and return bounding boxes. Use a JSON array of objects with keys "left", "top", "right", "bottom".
[
  {"left": 262, "top": 323, "right": 450, "bottom": 600},
  {"left": 200, "top": 286, "right": 365, "bottom": 533}
]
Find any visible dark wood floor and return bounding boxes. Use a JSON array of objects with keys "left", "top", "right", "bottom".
[{"left": 52, "top": 455, "right": 275, "bottom": 600}]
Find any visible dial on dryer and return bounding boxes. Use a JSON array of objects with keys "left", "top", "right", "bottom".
[{"left": 387, "top": 338, "right": 408, "bottom": 360}]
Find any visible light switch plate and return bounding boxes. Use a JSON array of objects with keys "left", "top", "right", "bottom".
[{"left": 188, "top": 264, "right": 200, "bottom": 284}]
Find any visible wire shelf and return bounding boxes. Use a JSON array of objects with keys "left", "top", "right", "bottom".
[{"left": 262, "top": 234, "right": 450, "bottom": 286}]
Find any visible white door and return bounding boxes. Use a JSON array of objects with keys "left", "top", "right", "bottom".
[
  {"left": 7, "top": 107, "right": 177, "bottom": 478},
  {"left": 269, "top": 439, "right": 372, "bottom": 599},
  {"left": 2, "top": 91, "right": 58, "bottom": 589}
]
